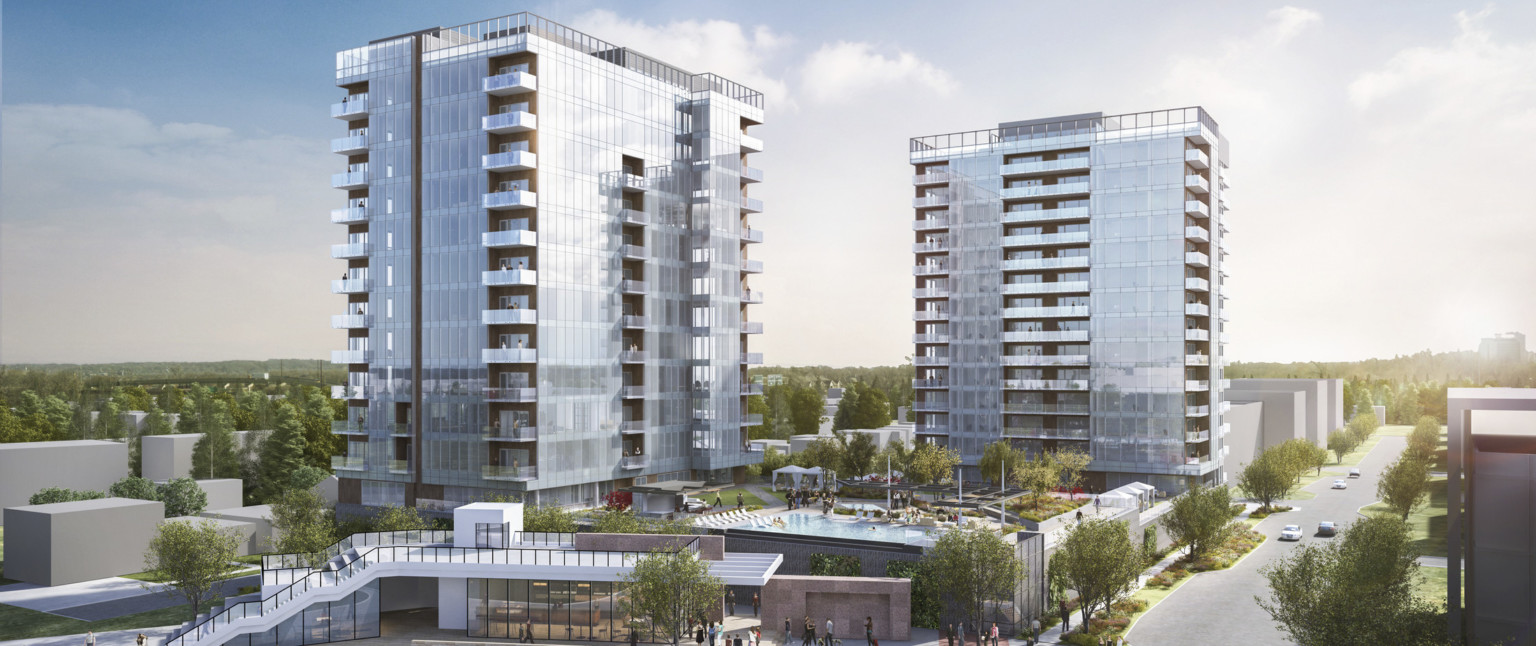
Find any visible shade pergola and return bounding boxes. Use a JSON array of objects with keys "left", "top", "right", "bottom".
[{"left": 771, "top": 466, "right": 829, "bottom": 491}]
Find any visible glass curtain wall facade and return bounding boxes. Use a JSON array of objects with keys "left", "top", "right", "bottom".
[
  {"left": 218, "top": 580, "right": 381, "bottom": 646},
  {"left": 909, "top": 108, "right": 1230, "bottom": 492},
  {"left": 331, "top": 14, "right": 764, "bottom": 516},
  {"left": 467, "top": 578, "right": 664, "bottom": 643}
]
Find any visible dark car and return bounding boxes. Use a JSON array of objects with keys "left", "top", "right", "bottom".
[{"left": 1318, "top": 521, "right": 1337, "bottom": 536}]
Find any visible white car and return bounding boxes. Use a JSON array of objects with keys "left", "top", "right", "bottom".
[
  {"left": 1332, "top": 479, "right": 1348, "bottom": 490},
  {"left": 1279, "top": 525, "right": 1303, "bottom": 541}
]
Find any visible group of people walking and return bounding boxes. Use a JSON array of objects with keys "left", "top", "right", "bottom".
[{"left": 784, "top": 488, "right": 830, "bottom": 511}]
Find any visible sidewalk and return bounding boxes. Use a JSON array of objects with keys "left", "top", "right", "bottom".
[{"left": 3, "top": 625, "right": 180, "bottom": 646}]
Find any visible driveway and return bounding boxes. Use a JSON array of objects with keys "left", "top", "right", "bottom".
[{"left": 1124, "top": 435, "right": 1408, "bottom": 646}]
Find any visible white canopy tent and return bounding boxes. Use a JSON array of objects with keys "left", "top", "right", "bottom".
[{"left": 771, "top": 465, "right": 827, "bottom": 491}]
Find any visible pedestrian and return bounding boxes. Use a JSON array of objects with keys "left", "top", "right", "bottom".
[
  {"left": 825, "top": 617, "right": 834, "bottom": 646},
  {"left": 527, "top": 618, "right": 536, "bottom": 643},
  {"left": 738, "top": 492, "right": 745, "bottom": 509},
  {"left": 631, "top": 626, "right": 640, "bottom": 646},
  {"left": 864, "top": 616, "right": 874, "bottom": 646},
  {"left": 784, "top": 617, "right": 792, "bottom": 646},
  {"left": 1075, "top": 509, "right": 1083, "bottom": 523},
  {"left": 1094, "top": 495, "right": 1100, "bottom": 512},
  {"left": 803, "top": 617, "right": 814, "bottom": 646},
  {"left": 1030, "top": 619, "right": 1041, "bottom": 646},
  {"left": 1059, "top": 599, "right": 1070, "bottom": 633},
  {"left": 753, "top": 592, "right": 760, "bottom": 617},
  {"left": 989, "top": 623, "right": 999, "bottom": 646},
  {"left": 735, "top": 632, "right": 744, "bottom": 646},
  {"left": 945, "top": 624, "right": 955, "bottom": 646},
  {"left": 728, "top": 589, "right": 737, "bottom": 615},
  {"left": 85, "top": 632, "right": 95, "bottom": 646},
  {"left": 709, "top": 621, "right": 718, "bottom": 646},
  {"left": 697, "top": 625, "right": 706, "bottom": 646},
  {"left": 136, "top": 634, "right": 147, "bottom": 646}
]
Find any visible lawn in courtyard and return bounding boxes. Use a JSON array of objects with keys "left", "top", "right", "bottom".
[
  {"left": 1359, "top": 476, "right": 1448, "bottom": 557},
  {"left": 1415, "top": 565, "right": 1450, "bottom": 606},
  {"left": 1008, "top": 495, "right": 1091, "bottom": 523},
  {"left": 698, "top": 488, "right": 767, "bottom": 509},
  {"left": 0, "top": 602, "right": 195, "bottom": 640}
]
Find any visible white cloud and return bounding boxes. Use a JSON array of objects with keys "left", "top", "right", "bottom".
[
  {"left": 569, "top": 10, "right": 792, "bottom": 108},
  {"left": 1348, "top": 8, "right": 1536, "bottom": 136},
  {"left": 1265, "top": 6, "right": 1322, "bottom": 45},
  {"left": 1158, "top": 6, "right": 1323, "bottom": 114},
  {"left": 798, "top": 42, "right": 956, "bottom": 104}
]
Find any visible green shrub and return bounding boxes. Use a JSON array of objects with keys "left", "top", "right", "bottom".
[
  {"left": 1142, "top": 525, "right": 1158, "bottom": 554},
  {"left": 886, "top": 560, "right": 940, "bottom": 629},
  {"left": 29, "top": 487, "right": 106, "bottom": 505},
  {"left": 1061, "top": 632, "right": 1099, "bottom": 646},
  {"left": 833, "top": 508, "right": 854, "bottom": 516},
  {"left": 808, "top": 553, "right": 861, "bottom": 577}
]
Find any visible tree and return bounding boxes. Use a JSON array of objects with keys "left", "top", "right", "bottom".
[
  {"left": 523, "top": 505, "right": 578, "bottom": 533},
  {"left": 119, "top": 385, "right": 154, "bottom": 412},
  {"left": 96, "top": 400, "right": 125, "bottom": 440},
  {"left": 299, "top": 388, "right": 339, "bottom": 471},
  {"left": 372, "top": 504, "right": 430, "bottom": 532},
  {"left": 144, "top": 404, "right": 174, "bottom": 435},
  {"left": 760, "top": 446, "right": 790, "bottom": 475},
  {"left": 29, "top": 487, "right": 105, "bottom": 505},
  {"left": 258, "top": 402, "right": 309, "bottom": 501},
  {"left": 925, "top": 527, "right": 1026, "bottom": 637},
  {"left": 1377, "top": 455, "right": 1431, "bottom": 521},
  {"left": 592, "top": 508, "right": 645, "bottom": 534},
  {"left": 109, "top": 476, "right": 160, "bottom": 502},
  {"left": 1236, "top": 452, "right": 1296, "bottom": 512},
  {"left": 745, "top": 394, "right": 771, "bottom": 440},
  {"left": 192, "top": 399, "right": 241, "bottom": 480},
  {"left": 1011, "top": 453, "right": 1059, "bottom": 511},
  {"left": 1054, "top": 449, "right": 1092, "bottom": 497},
  {"left": 1257, "top": 515, "right": 1446, "bottom": 646},
  {"left": 837, "top": 431, "right": 878, "bottom": 478},
  {"left": 269, "top": 488, "right": 335, "bottom": 565},
  {"left": 158, "top": 477, "right": 209, "bottom": 517},
  {"left": 1347, "top": 411, "right": 1379, "bottom": 444},
  {"left": 1307, "top": 443, "right": 1330, "bottom": 476},
  {"left": 874, "top": 439, "right": 911, "bottom": 478},
  {"left": 289, "top": 465, "right": 330, "bottom": 493},
  {"left": 1406, "top": 416, "right": 1440, "bottom": 462},
  {"left": 978, "top": 441, "right": 1026, "bottom": 487},
  {"left": 850, "top": 383, "right": 893, "bottom": 430},
  {"left": 1273, "top": 439, "right": 1318, "bottom": 482},
  {"left": 1327, "top": 430, "right": 1359, "bottom": 465},
  {"left": 144, "top": 519, "right": 244, "bottom": 616},
  {"left": 618, "top": 543, "right": 726, "bottom": 645},
  {"left": 795, "top": 437, "right": 844, "bottom": 473},
  {"left": 1055, "top": 517, "right": 1144, "bottom": 628},
  {"left": 787, "top": 386, "right": 826, "bottom": 436},
  {"left": 904, "top": 442, "right": 961, "bottom": 485},
  {"left": 832, "top": 384, "right": 861, "bottom": 431},
  {"left": 1161, "top": 483, "right": 1236, "bottom": 560}
]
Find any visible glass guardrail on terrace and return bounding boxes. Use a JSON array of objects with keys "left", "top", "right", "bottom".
[{"left": 1003, "top": 206, "right": 1090, "bottom": 224}]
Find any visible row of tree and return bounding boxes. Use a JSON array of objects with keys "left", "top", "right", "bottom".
[
  {"left": 757, "top": 437, "right": 963, "bottom": 486},
  {"left": 1237, "top": 438, "right": 1332, "bottom": 512},
  {"left": 29, "top": 476, "right": 210, "bottom": 518},
  {"left": 977, "top": 443, "right": 1091, "bottom": 510}
]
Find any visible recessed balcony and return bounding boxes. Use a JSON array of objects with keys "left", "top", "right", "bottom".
[
  {"left": 742, "top": 290, "right": 764, "bottom": 304},
  {"left": 742, "top": 228, "right": 764, "bottom": 244},
  {"left": 331, "top": 95, "right": 368, "bottom": 120},
  {"left": 482, "top": 111, "right": 537, "bottom": 134},
  {"left": 1185, "top": 149, "right": 1210, "bottom": 169},
  {"left": 619, "top": 172, "right": 647, "bottom": 193},
  {"left": 1220, "top": 401, "right": 1231, "bottom": 414},
  {"left": 483, "top": 229, "right": 537, "bottom": 249},
  {"left": 742, "top": 384, "right": 764, "bottom": 396},
  {"left": 1186, "top": 380, "right": 1210, "bottom": 392},
  {"left": 331, "top": 384, "right": 368, "bottom": 400},
  {"left": 741, "top": 322, "right": 763, "bottom": 335},
  {"left": 914, "top": 215, "right": 950, "bottom": 231},
  {"left": 914, "top": 355, "right": 950, "bottom": 366},
  {"left": 999, "top": 157, "right": 1090, "bottom": 177},
  {"left": 484, "top": 190, "right": 537, "bottom": 211},
  {"left": 1003, "top": 379, "right": 1088, "bottom": 391},
  {"left": 1003, "top": 403, "right": 1091, "bottom": 415},
  {"left": 741, "top": 166, "right": 764, "bottom": 184},
  {"left": 913, "top": 287, "right": 949, "bottom": 299},
  {"left": 621, "top": 315, "right": 647, "bottom": 329},
  {"left": 914, "top": 262, "right": 950, "bottom": 276},
  {"left": 913, "top": 171, "right": 951, "bottom": 186},
  {"left": 331, "top": 206, "right": 367, "bottom": 224},
  {"left": 621, "top": 279, "right": 646, "bottom": 294},
  {"left": 332, "top": 171, "right": 367, "bottom": 190},
  {"left": 483, "top": 269, "right": 537, "bottom": 286},
  {"left": 1186, "top": 354, "right": 1211, "bottom": 366},
  {"left": 1185, "top": 200, "right": 1210, "bottom": 218},
  {"left": 331, "top": 455, "right": 366, "bottom": 471},
  {"left": 331, "top": 349, "right": 371, "bottom": 364},
  {"left": 1001, "top": 256, "right": 1089, "bottom": 271},
  {"left": 916, "top": 424, "right": 950, "bottom": 435},
  {"left": 483, "top": 151, "right": 538, "bottom": 173},
  {"left": 482, "top": 465, "right": 537, "bottom": 481},
  {"left": 1186, "top": 405, "right": 1210, "bottom": 417},
  {"left": 741, "top": 259, "right": 764, "bottom": 274},
  {"left": 741, "top": 353, "right": 764, "bottom": 365},
  {"left": 1186, "top": 251, "right": 1210, "bottom": 268},
  {"left": 913, "top": 195, "right": 949, "bottom": 209},
  {"left": 621, "top": 209, "right": 648, "bottom": 226},
  {"left": 1002, "top": 354, "right": 1089, "bottom": 367},
  {"left": 1185, "top": 226, "right": 1210, "bottom": 244},
  {"left": 1002, "top": 330, "right": 1088, "bottom": 343},
  {"left": 913, "top": 400, "right": 949, "bottom": 412},
  {"left": 483, "top": 423, "right": 537, "bottom": 440},
  {"left": 620, "top": 350, "right": 647, "bottom": 364},
  {"left": 1003, "top": 305, "right": 1089, "bottom": 319},
  {"left": 331, "top": 278, "right": 371, "bottom": 294},
  {"left": 1002, "top": 281, "right": 1090, "bottom": 295},
  {"left": 1185, "top": 175, "right": 1210, "bottom": 194},
  {"left": 1186, "top": 277, "right": 1210, "bottom": 292},
  {"left": 1185, "top": 430, "right": 1211, "bottom": 443},
  {"left": 1185, "top": 303, "right": 1211, "bottom": 317},
  {"left": 331, "top": 420, "right": 367, "bottom": 435},
  {"left": 622, "top": 385, "right": 646, "bottom": 399},
  {"left": 1002, "top": 231, "right": 1090, "bottom": 248},
  {"left": 331, "top": 133, "right": 368, "bottom": 155},
  {"left": 484, "top": 388, "right": 538, "bottom": 403},
  {"left": 913, "top": 333, "right": 949, "bottom": 344},
  {"left": 331, "top": 242, "right": 371, "bottom": 259},
  {"left": 332, "top": 314, "right": 372, "bottom": 329},
  {"left": 620, "top": 421, "right": 645, "bottom": 434},
  {"left": 620, "top": 454, "right": 650, "bottom": 470},
  {"left": 483, "top": 348, "right": 537, "bottom": 363},
  {"left": 999, "top": 182, "right": 1090, "bottom": 200},
  {"left": 913, "top": 240, "right": 949, "bottom": 253},
  {"left": 621, "top": 244, "right": 646, "bottom": 260},
  {"left": 1185, "top": 328, "right": 1210, "bottom": 342},
  {"left": 483, "top": 308, "right": 537, "bottom": 325},
  {"left": 739, "top": 133, "right": 764, "bottom": 153},
  {"left": 483, "top": 71, "right": 537, "bottom": 96},
  {"left": 741, "top": 197, "right": 764, "bottom": 214},
  {"left": 914, "top": 309, "right": 949, "bottom": 321},
  {"left": 1003, "top": 206, "right": 1090, "bottom": 225}
]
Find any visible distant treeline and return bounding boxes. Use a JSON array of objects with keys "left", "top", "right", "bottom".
[{"left": 1229, "top": 349, "right": 1536, "bottom": 386}]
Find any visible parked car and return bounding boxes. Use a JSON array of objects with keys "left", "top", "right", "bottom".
[
  {"left": 1317, "top": 521, "right": 1337, "bottom": 536},
  {"left": 1348, "top": 468, "right": 1361, "bottom": 478},
  {"left": 1280, "top": 525, "right": 1303, "bottom": 541},
  {"left": 1332, "top": 479, "right": 1348, "bottom": 489}
]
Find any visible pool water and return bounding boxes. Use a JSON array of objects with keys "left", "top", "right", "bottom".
[{"left": 733, "top": 513, "right": 935, "bottom": 545}]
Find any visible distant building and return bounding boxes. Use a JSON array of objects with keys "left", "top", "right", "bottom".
[
  {"left": 1479, "top": 332, "right": 1527, "bottom": 364},
  {"left": 1448, "top": 388, "right": 1536, "bottom": 645},
  {"left": 0, "top": 440, "right": 127, "bottom": 524},
  {"left": 1224, "top": 378, "right": 1343, "bottom": 445}
]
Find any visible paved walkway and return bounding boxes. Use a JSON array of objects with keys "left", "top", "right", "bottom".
[
  {"left": 3, "top": 625, "right": 181, "bottom": 646},
  {"left": 0, "top": 578, "right": 169, "bottom": 613}
]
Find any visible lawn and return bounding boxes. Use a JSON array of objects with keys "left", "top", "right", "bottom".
[
  {"left": 0, "top": 602, "right": 195, "bottom": 640},
  {"left": 1009, "top": 496, "right": 1091, "bottom": 523},
  {"left": 699, "top": 488, "right": 767, "bottom": 509},
  {"left": 122, "top": 567, "right": 259, "bottom": 584},
  {"left": 1359, "top": 476, "right": 1448, "bottom": 557},
  {"left": 0, "top": 525, "right": 13, "bottom": 586},
  {"left": 1415, "top": 565, "right": 1451, "bottom": 606}
]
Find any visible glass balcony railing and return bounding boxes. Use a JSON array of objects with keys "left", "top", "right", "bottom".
[
  {"left": 483, "top": 229, "right": 537, "bottom": 248},
  {"left": 1002, "top": 330, "right": 1089, "bottom": 343},
  {"left": 482, "top": 465, "right": 537, "bottom": 481},
  {"left": 1003, "top": 403, "right": 1091, "bottom": 415},
  {"left": 483, "top": 71, "right": 537, "bottom": 95},
  {"left": 1003, "top": 305, "right": 1089, "bottom": 319},
  {"left": 1185, "top": 251, "right": 1210, "bottom": 267},
  {"left": 331, "top": 314, "right": 371, "bottom": 329},
  {"left": 331, "top": 95, "right": 368, "bottom": 120},
  {"left": 621, "top": 315, "right": 647, "bottom": 328},
  {"left": 1220, "top": 401, "right": 1232, "bottom": 414},
  {"left": 1002, "top": 354, "right": 1089, "bottom": 366},
  {"left": 331, "top": 420, "right": 367, "bottom": 435},
  {"left": 1003, "top": 206, "right": 1090, "bottom": 225},
  {"left": 912, "top": 195, "right": 949, "bottom": 208},
  {"left": 1185, "top": 175, "right": 1210, "bottom": 194},
  {"left": 916, "top": 424, "right": 950, "bottom": 435},
  {"left": 483, "top": 151, "right": 538, "bottom": 173},
  {"left": 1001, "top": 256, "right": 1089, "bottom": 271},
  {"left": 620, "top": 421, "right": 645, "bottom": 434},
  {"left": 332, "top": 171, "right": 367, "bottom": 189},
  {"left": 482, "top": 269, "right": 537, "bottom": 286},
  {"left": 1185, "top": 149, "right": 1210, "bottom": 169},
  {"left": 1185, "top": 303, "right": 1211, "bottom": 317},
  {"left": 331, "top": 134, "right": 368, "bottom": 154},
  {"left": 484, "top": 388, "right": 538, "bottom": 403},
  {"left": 620, "top": 244, "right": 646, "bottom": 260},
  {"left": 914, "top": 262, "right": 950, "bottom": 275},
  {"left": 1186, "top": 277, "right": 1210, "bottom": 292},
  {"left": 1186, "top": 200, "right": 1210, "bottom": 218},
  {"left": 331, "top": 242, "right": 370, "bottom": 259},
  {"left": 999, "top": 157, "right": 1090, "bottom": 177},
  {"left": 483, "top": 190, "right": 537, "bottom": 210},
  {"left": 621, "top": 385, "right": 646, "bottom": 399},
  {"left": 913, "top": 333, "right": 950, "bottom": 344},
  {"left": 1186, "top": 354, "right": 1210, "bottom": 366},
  {"left": 1185, "top": 431, "right": 1211, "bottom": 443},
  {"left": 1002, "top": 281, "right": 1089, "bottom": 295},
  {"left": 741, "top": 166, "right": 764, "bottom": 183},
  {"left": 1004, "top": 427, "right": 1089, "bottom": 440},
  {"left": 482, "top": 423, "right": 537, "bottom": 441},
  {"left": 331, "top": 350, "right": 371, "bottom": 364},
  {"left": 741, "top": 322, "right": 763, "bottom": 334},
  {"left": 1186, "top": 405, "right": 1211, "bottom": 417},
  {"left": 482, "top": 348, "right": 537, "bottom": 363},
  {"left": 913, "top": 355, "right": 950, "bottom": 366},
  {"left": 741, "top": 353, "right": 764, "bottom": 365},
  {"left": 1185, "top": 328, "right": 1210, "bottom": 341},
  {"left": 913, "top": 171, "right": 951, "bottom": 185},
  {"left": 741, "top": 197, "right": 764, "bottom": 213},
  {"left": 620, "top": 454, "right": 650, "bottom": 469},
  {"left": 741, "top": 228, "right": 765, "bottom": 244},
  {"left": 914, "top": 310, "right": 949, "bottom": 321},
  {"left": 913, "top": 240, "right": 948, "bottom": 253},
  {"left": 739, "top": 133, "right": 764, "bottom": 153},
  {"left": 482, "top": 111, "right": 537, "bottom": 134},
  {"left": 330, "top": 206, "right": 367, "bottom": 224},
  {"left": 618, "top": 172, "right": 647, "bottom": 192},
  {"left": 1002, "top": 231, "right": 1090, "bottom": 247},
  {"left": 1185, "top": 226, "right": 1210, "bottom": 243},
  {"left": 742, "top": 290, "right": 764, "bottom": 304},
  {"left": 741, "top": 259, "right": 764, "bottom": 273},
  {"left": 388, "top": 459, "right": 411, "bottom": 474},
  {"left": 331, "top": 455, "right": 365, "bottom": 471},
  {"left": 483, "top": 308, "right": 537, "bottom": 325},
  {"left": 912, "top": 287, "right": 949, "bottom": 299},
  {"left": 1003, "top": 379, "right": 1088, "bottom": 391},
  {"left": 621, "top": 279, "right": 647, "bottom": 294},
  {"left": 331, "top": 278, "right": 371, "bottom": 294},
  {"left": 741, "top": 413, "right": 764, "bottom": 426},
  {"left": 999, "top": 182, "right": 1089, "bottom": 199},
  {"left": 620, "top": 209, "right": 648, "bottom": 226},
  {"left": 913, "top": 215, "right": 950, "bottom": 231},
  {"left": 620, "top": 350, "right": 647, "bottom": 363},
  {"left": 1186, "top": 380, "right": 1211, "bottom": 392}
]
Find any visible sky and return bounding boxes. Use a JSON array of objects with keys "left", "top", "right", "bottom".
[{"left": 2, "top": 1, "right": 1534, "bottom": 366}]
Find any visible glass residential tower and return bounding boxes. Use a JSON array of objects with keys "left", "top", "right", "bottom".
[
  {"left": 909, "top": 108, "right": 1229, "bottom": 492},
  {"left": 329, "top": 14, "right": 765, "bottom": 515}
]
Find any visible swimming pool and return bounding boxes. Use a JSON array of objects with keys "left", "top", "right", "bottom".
[{"left": 731, "top": 512, "right": 937, "bottom": 545}]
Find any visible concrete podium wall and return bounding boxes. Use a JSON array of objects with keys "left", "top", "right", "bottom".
[
  {"left": 761, "top": 575, "right": 911, "bottom": 640},
  {"left": 4, "top": 497, "right": 164, "bottom": 585},
  {"left": 0, "top": 440, "right": 127, "bottom": 525}
]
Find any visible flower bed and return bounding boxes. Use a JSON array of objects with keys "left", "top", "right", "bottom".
[
  {"left": 1061, "top": 597, "right": 1148, "bottom": 644},
  {"left": 1246, "top": 505, "right": 1292, "bottom": 520},
  {"left": 1144, "top": 527, "right": 1265, "bottom": 589},
  {"left": 1009, "top": 495, "right": 1091, "bottom": 523}
]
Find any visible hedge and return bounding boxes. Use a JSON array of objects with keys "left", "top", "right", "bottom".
[
  {"left": 886, "top": 560, "right": 941, "bottom": 629},
  {"left": 808, "top": 553, "right": 861, "bottom": 577}
]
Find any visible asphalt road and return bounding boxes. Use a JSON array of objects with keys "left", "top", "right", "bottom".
[{"left": 1125, "top": 435, "right": 1408, "bottom": 646}]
